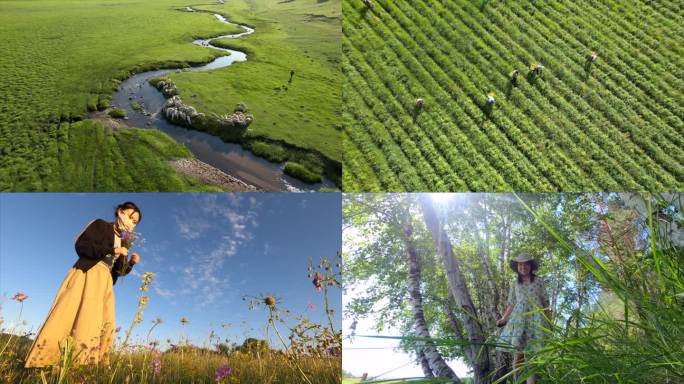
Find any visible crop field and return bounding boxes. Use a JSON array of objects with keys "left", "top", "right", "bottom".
[
  {"left": 0, "top": 0, "right": 341, "bottom": 191},
  {"left": 342, "top": 0, "right": 684, "bottom": 192}
]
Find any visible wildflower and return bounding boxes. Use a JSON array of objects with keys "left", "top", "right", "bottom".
[
  {"left": 264, "top": 296, "right": 276, "bottom": 308},
  {"left": 152, "top": 317, "right": 163, "bottom": 325},
  {"left": 90, "top": 344, "right": 101, "bottom": 352},
  {"left": 151, "top": 353, "right": 162, "bottom": 376},
  {"left": 180, "top": 317, "right": 189, "bottom": 325},
  {"left": 312, "top": 272, "right": 323, "bottom": 291},
  {"left": 308, "top": 302, "right": 315, "bottom": 310},
  {"left": 115, "top": 326, "right": 122, "bottom": 333},
  {"left": 215, "top": 363, "right": 232, "bottom": 382},
  {"left": 12, "top": 292, "right": 28, "bottom": 302}
]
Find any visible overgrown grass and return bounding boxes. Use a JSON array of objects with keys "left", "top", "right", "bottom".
[
  {"left": 512, "top": 194, "right": 684, "bottom": 383},
  {"left": 249, "top": 141, "right": 288, "bottom": 163},
  {"left": 130, "top": 102, "right": 143, "bottom": 112},
  {"left": 0, "top": 337, "right": 339, "bottom": 384},
  {"left": 284, "top": 162, "right": 323, "bottom": 184},
  {"left": 108, "top": 108, "right": 127, "bottom": 119}
]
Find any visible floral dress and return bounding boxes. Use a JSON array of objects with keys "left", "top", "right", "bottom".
[{"left": 497, "top": 277, "right": 550, "bottom": 353}]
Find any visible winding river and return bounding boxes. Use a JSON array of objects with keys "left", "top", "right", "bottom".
[{"left": 110, "top": 7, "right": 335, "bottom": 191}]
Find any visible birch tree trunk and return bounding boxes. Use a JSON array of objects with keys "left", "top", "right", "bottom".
[
  {"left": 419, "top": 195, "right": 492, "bottom": 384},
  {"left": 402, "top": 223, "right": 461, "bottom": 382},
  {"left": 418, "top": 350, "right": 435, "bottom": 378}
]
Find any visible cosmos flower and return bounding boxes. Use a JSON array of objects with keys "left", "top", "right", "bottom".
[
  {"left": 215, "top": 363, "right": 232, "bottom": 382},
  {"left": 151, "top": 353, "right": 162, "bottom": 376},
  {"left": 12, "top": 292, "right": 28, "bottom": 302},
  {"left": 308, "top": 302, "right": 315, "bottom": 310}
]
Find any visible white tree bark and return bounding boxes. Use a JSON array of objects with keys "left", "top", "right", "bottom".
[
  {"left": 419, "top": 195, "right": 492, "bottom": 384},
  {"left": 402, "top": 223, "right": 461, "bottom": 382}
]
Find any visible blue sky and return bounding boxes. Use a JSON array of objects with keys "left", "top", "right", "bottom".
[{"left": 0, "top": 193, "right": 341, "bottom": 350}]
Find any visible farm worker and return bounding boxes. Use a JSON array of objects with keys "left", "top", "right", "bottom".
[
  {"left": 496, "top": 253, "right": 551, "bottom": 384},
  {"left": 24, "top": 202, "right": 143, "bottom": 368}
]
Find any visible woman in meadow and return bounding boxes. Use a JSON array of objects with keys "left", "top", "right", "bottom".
[
  {"left": 24, "top": 202, "right": 143, "bottom": 367},
  {"left": 496, "top": 253, "right": 551, "bottom": 384}
]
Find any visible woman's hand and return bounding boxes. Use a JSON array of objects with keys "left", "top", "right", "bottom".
[
  {"left": 114, "top": 246, "right": 129, "bottom": 257},
  {"left": 496, "top": 318, "right": 508, "bottom": 327},
  {"left": 130, "top": 253, "right": 140, "bottom": 265}
]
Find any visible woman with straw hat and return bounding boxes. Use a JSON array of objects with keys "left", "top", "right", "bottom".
[{"left": 496, "top": 253, "right": 551, "bottom": 384}]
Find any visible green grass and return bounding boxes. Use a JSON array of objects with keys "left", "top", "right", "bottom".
[
  {"left": 1, "top": 259, "right": 343, "bottom": 384},
  {"left": 249, "top": 141, "right": 288, "bottom": 163},
  {"left": 0, "top": 337, "right": 340, "bottom": 384},
  {"left": 108, "top": 108, "right": 127, "bottom": 118},
  {"left": 0, "top": 120, "right": 223, "bottom": 191},
  {"left": 0, "top": 0, "right": 338, "bottom": 190},
  {"left": 284, "top": 161, "right": 323, "bottom": 184},
  {"left": 168, "top": 0, "right": 342, "bottom": 165},
  {"left": 342, "top": 0, "right": 684, "bottom": 191}
]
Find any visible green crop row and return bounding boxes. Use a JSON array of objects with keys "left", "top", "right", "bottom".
[{"left": 342, "top": 0, "right": 684, "bottom": 191}]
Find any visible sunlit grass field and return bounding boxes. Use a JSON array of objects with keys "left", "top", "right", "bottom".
[
  {"left": 1, "top": 256, "right": 343, "bottom": 384},
  {"left": 0, "top": 0, "right": 341, "bottom": 190},
  {"left": 171, "top": 0, "right": 342, "bottom": 166}
]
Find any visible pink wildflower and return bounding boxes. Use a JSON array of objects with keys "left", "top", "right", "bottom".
[
  {"left": 12, "top": 292, "right": 28, "bottom": 302},
  {"left": 215, "top": 363, "right": 232, "bottom": 382}
]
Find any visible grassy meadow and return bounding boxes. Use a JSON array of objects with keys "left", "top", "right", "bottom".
[
  {"left": 0, "top": 0, "right": 341, "bottom": 190},
  {"left": 342, "top": 0, "right": 684, "bottom": 191},
  {"left": 0, "top": 256, "right": 343, "bottom": 384},
  {"left": 171, "top": 0, "right": 342, "bottom": 181}
]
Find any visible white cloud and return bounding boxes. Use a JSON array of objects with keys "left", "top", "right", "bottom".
[
  {"left": 168, "top": 194, "right": 262, "bottom": 307},
  {"left": 176, "top": 215, "right": 211, "bottom": 240}
]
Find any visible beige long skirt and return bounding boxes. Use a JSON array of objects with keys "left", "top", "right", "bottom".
[{"left": 25, "top": 262, "right": 115, "bottom": 367}]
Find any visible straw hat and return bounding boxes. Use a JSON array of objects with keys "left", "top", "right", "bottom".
[{"left": 509, "top": 253, "right": 539, "bottom": 272}]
